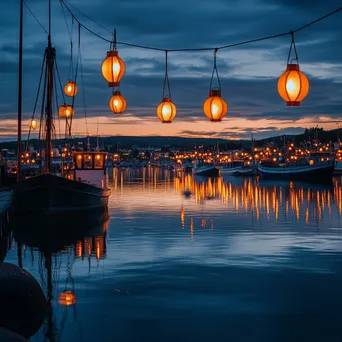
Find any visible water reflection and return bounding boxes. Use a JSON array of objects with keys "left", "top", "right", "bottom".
[
  {"left": 4, "top": 169, "right": 342, "bottom": 341},
  {"left": 173, "top": 173, "right": 340, "bottom": 226},
  {"left": 11, "top": 211, "right": 109, "bottom": 342}
]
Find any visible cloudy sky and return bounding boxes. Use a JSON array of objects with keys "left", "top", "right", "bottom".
[{"left": 0, "top": 0, "right": 342, "bottom": 141}]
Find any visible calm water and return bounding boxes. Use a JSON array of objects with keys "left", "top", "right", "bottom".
[{"left": 4, "top": 168, "right": 342, "bottom": 341}]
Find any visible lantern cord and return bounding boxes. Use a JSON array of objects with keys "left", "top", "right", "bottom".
[
  {"left": 209, "top": 48, "right": 221, "bottom": 91},
  {"left": 25, "top": 50, "right": 47, "bottom": 153},
  {"left": 59, "top": 0, "right": 341, "bottom": 52},
  {"left": 286, "top": 32, "right": 299, "bottom": 64},
  {"left": 23, "top": 1, "right": 48, "bottom": 35},
  {"left": 162, "top": 50, "right": 172, "bottom": 100}
]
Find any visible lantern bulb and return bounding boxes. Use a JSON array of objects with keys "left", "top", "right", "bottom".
[{"left": 212, "top": 104, "right": 219, "bottom": 115}]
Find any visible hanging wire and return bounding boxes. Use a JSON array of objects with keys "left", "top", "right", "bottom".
[
  {"left": 23, "top": 0, "right": 48, "bottom": 35},
  {"left": 62, "top": 0, "right": 113, "bottom": 35},
  {"left": 162, "top": 50, "right": 171, "bottom": 99},
  {"left": 59, "top": 0, "right": 342, "bottom": 53},
  {"left": 209, "top": 48, "right": 221, "bottom": 91}
]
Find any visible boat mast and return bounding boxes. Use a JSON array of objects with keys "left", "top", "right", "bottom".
[
  {"left": 17, "top": 0, "right": 23, "bottom": 182},
  {"left": 45, "top": 0, "right": 54, "bottom": 173}
]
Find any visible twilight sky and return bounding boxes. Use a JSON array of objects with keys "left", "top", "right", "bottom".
[{"left": 0, "top": 0, "right": 342, "bottom": 141}]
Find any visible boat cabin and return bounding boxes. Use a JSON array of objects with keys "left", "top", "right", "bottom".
[{"left": 71, "top": 152, "right": 107, "bottom": 189}]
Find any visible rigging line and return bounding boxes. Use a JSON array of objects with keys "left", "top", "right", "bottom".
[
  {"left": 53, "top": 67, "right": 62, "bottom": 141},
  {"left": 59, "top": 0, "right": 72, "bottom": 41},
  {"left": 26, "top": 51, "right": 47, "bottom": 152},
  {"left": 23, "top": 1, "right": 48, "bottom": 35},
  {"left": 60, "top": 2, "right": 342, "bottom": 52},
  {"left": 55, "top": 59, "right": 67, "bottom": 105},
  {"left": 79, "top": 50, "right": 89, "bottom": 137},
  {"left": 37, "top": 61, "right": 48, "bottom": 171},
  {"left": 62, "top": 0, "right": 113, "bottom": 35}
]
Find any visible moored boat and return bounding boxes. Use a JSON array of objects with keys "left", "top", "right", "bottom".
[
  {"left": 257, "top": 160, "right": 334, "bottom": 183},
  {"left": 220, "top": 161, "right": 256, "bottom": 177},
  {"left": 192, "top": 160, "right": 219, "bottom": 176},
  {"left": 12, "top": 1, "right": 110, "bottom": 216},
  {"left": 13, "top": 152, "right": 110, "bottom": 215}
]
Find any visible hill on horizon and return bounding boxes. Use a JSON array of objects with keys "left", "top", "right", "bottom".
[{"left": 0, "top": 127, "right": 339, "bottom": 151}]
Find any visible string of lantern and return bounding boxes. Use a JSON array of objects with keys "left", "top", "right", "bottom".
[{"left": 29, "top": 1, "right": 342, "bottom": 129}]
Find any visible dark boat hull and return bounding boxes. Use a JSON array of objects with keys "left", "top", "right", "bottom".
[
  {"left": 13, "top": 173, "right": 110, "bottom": 215},
  {"left": 257, "top": 162, "right": 334, "bottom": 183},
  {"left": 193, "top": 167, "right": 219, "bottom": 177}
]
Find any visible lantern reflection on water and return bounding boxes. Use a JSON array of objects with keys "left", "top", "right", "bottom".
[{"left": 58, "top": 290, "right": 76, "bottom": 306}]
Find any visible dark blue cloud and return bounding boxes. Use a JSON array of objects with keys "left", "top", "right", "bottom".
[{"left": 0, "top": 0, "right": 341, "bottom": 138}]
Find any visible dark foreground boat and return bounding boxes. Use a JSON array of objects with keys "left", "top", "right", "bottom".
[
  {"left": 13, "top": 4, "right": 110, "bottom": 216},
  {"left": 192, "top": 160, "right": 219, "bottom": 177},
  {"left": 13, "top": 152, "right": 111, "bottom": 215},
  {"left": 257, "top": 160, "right": 334, "bottom": 183}
]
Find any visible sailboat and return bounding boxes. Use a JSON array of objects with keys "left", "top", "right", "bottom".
[{"left": 13, "top": 0, "right": 110, "bottom": 215}]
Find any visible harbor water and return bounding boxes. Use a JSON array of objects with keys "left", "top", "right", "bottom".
[{"left": 4, "top": 168, "right": 342, "bottom": 341}]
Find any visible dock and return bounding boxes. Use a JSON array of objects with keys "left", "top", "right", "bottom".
[{"left": 0, "top": 189, "right": 13, "bottom": 262}]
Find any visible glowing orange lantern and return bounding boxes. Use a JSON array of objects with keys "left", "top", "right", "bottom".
[
  {"left": 109, "top": 91, "right": 126, "bottom": 114},
  {"left": 30, "top": 118, "right": 39, "bottom": 130},
  {"left": 156, "top": 97, "right": 176, "bottom": 123},
  {"left": 278, "top": 64, "right": 309, "bottom": 106},
  {"left": 58, "top": 291, "right": 76, "bottom": 306},
  {"left": 203, "top": 89, "right": 228, "bottom": 121},
  {"left": 59, "top": 105, "right": 74, "bottom": 118},
  {"left": 101, "top": 51, "right": 125, "bottom": 87},
  {"left": 64, "top": 81, "right": 78, "bottom": 97}
]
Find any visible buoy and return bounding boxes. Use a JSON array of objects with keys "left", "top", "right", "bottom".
[
  {"left": 0, "top": 327, "right": 28, "bottom": 341},
  {"left": 0, "top": 263, "right": 47, "bottom": 339}
]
